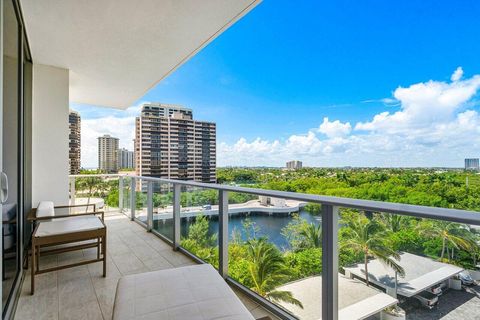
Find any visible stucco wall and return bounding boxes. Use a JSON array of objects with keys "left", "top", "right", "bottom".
[{"left": 32, "top": 64, "right": 69, "bottom": 206}]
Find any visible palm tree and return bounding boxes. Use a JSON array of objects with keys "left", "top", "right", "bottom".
[
  {"left": 299, "top": 222, "right": 322, "bottom": 248},
  {"left": 245, "top": 238, "right": 303, "bottom": 308},
  {"left": 341, "top": 217, "right": 405, "bottom": 286},
  {"left": 417, "top": 220, "right": 476, "bottom": 260},
  {"left": 380, "top": 213, "right": 410, "bottom": 233},
  {"left": 75, "top": 176, "right": 105, "bottom": 212}
]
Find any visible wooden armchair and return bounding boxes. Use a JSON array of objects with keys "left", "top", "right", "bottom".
[{"left": 27, "top": 203, "right": 107, "bottom": 294}]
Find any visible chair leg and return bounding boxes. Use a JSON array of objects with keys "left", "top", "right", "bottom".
[
  {"left": 24, "top": 248, "right": 29, "bottom": 270},
  {"left": 36, "top": 249, "right": 40, "bottom": 271},
  {"left": 31, "top": 244, "right": 35, "bottom": 295},
  {"left": 102, "top": 234, "right": 107, "bottom": 277},
  {"left": 97, "top": 237, "right": 100, "bottom": 260}
]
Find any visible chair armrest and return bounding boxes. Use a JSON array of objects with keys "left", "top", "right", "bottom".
[
  {"left": 27, "top": 209, "right": 37, "bottom": 221},
  {"left": 54, "top": 203, "right": 97, "bottom": 211},
  {"left": 31, "top": 211, "right": 105, "bottom": 222}
]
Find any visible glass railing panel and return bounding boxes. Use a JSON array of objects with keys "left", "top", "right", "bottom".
[
  {"left": 227, "top": 192, "right": 321, "bottom": 318},
  {"left": 338, "top": 210, "right": 480, "bottom": 319},
  {"left": 120, "top": 176, "right": 131, "bottom": 216},
  {"left": 180, "top": 186, "right": 219, "bottom": 268},
  {"left": 72, "top": 175, "right": 120, "bottom": 215},
  {"left": 151, "top": 181, "right": 174, "bottom": 241},
  {"left": 133, "top": 178, "right": 148, "bottom": 226}
]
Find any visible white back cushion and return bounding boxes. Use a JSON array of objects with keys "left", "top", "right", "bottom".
[{"left": 37, "top": 201, "right": 55, "bottom": 218}]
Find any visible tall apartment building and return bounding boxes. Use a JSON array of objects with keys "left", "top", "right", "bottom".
[
  {"left": 98, "top": 134, "right": 119, "bottom": 173},
  {"left": 135, "top": 103, "right": 216, "bottom": 183},
  {"left": 117, "top": 148, "right": 135, "bottom": 169},
  {"left": 286, "top": 160, "right": 303, "bottom": 170},
  {"left": 68, "top": 110, "right": 81, "bottom": 174},
  {"left": 465, "top": 158, "right": 479, "bottom": 171}
]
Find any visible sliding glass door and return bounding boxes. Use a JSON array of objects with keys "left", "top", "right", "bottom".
[
  {"left": 2, "top": 0, "right": 21, "bottom": 313},
  {"left": 1, "top": 0, "right": 31, "bottom": 317}
]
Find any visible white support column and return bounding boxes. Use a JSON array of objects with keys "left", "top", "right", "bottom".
[
  {"left": 146, "top": 181, "right": 153, "bottom": 231},
  {"left": 130, "top": 177, "right": 136, "bottom": 220},
  {"left": 173, "top": 184, "right": 181, "bottom": 250},
  {"left": 32, "top": 64, "right": 69, "bottom": 205},
  {"left": 218, "top": 190, "right": 229, "bottom": 278},
  {"left": 322, "top": 204, "right": 339, "bottom": 320}
]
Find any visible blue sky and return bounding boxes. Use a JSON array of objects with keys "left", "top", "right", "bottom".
[{"left": 75, "top": 0, "right": 480, "bottom": 168}]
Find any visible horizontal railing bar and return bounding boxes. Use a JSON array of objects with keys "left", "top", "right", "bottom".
[
  {"left": 68, "top": 174, "right": 480, "bottom": 225},
  {"left": 69, "top": 173, "right": 128, "bottom": 178}
]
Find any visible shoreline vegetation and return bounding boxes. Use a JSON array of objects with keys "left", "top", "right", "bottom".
[{"left": 75, "top": 167, "right": 480, "bottom": 310}]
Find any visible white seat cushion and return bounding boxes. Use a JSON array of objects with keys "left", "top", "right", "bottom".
[
  {"left": 113, "top": 264, "right": 254, "bottom": 320},
  {"left": 35, "top": 216, "right": 104, "bottom": 237},
  {"left": 36, "top": 201, "right": 54, "bottom": 218}
]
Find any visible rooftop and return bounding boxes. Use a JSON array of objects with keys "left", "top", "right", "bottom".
[
  {"left": 14, "top": 211, "right": 277, "bottom": 320},
  {"left": 344, "top": 252, "right": 464, "bottom": 297},
  {"left": 277, "top": 275, "right": 397, "bottom": 320}
]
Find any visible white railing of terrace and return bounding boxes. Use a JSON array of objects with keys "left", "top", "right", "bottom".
[{"left": 69, "top": 174, "right": 480, "bottom": 320}]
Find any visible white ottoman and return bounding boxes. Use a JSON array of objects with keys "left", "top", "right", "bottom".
[{"left": 113, "top": 264, "right": 255, "bottom": 320}]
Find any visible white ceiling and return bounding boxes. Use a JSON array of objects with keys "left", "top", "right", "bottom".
[{"left": 21, "top": 0, "right": 260, "bottom": 109}]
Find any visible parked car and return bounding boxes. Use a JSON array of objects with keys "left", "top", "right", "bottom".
[
  {"left": 202, "top": 204, "right": 212, "bottom": 210},
  {"left": 428, "top": 284, "right": 443, "bottom": 296},
  {"left": 459, "top": 271, "right": 474, "bottom": 286},
  {"left": 414, "top": 291, "right": 439, "bottom": 309}
]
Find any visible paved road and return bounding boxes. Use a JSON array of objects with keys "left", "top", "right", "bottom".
[{"left": 400, "top": 285, "right": 480, "bottom": 320}]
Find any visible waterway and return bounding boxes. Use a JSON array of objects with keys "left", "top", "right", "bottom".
[{"left": 152, "top": 210, "right": 321, "bottom": 250}]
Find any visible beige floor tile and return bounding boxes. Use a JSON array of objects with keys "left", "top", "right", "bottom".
[
  {"left": 142, "top": 255, "right": 174, "bottom": 271},
  {"left": 158, "top": 248, "right": 195, "bottom": 266},
  {"left": 59, "top": 299, "right": 103, "bottom": 320},
  {"left": 111, "top": 252, "right": 145, "bottom": 274},
  {"left": 93, "top": 281, "right": 117, "bottom": 320},
  {"left": 129, "top": 244, "right": 161, "bottom": 261},
  {"left": 58, "top": 277, "right": 97, "bottom": 311},
  {"left": 57, "top": 265, "right": 89, "bottom": 282}
]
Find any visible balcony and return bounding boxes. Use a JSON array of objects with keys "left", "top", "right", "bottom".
[
  {"left": 14, "top": 209, "right": 277, "bottom": 320},
  {"left": 14, "top": 174, "right": 479, "bottom": 320},
  {"left": 3, "top": 1, "right": 480, "bottom": 320}
]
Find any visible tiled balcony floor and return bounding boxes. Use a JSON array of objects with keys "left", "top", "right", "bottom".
[{"left": 14, "top": 212, "right": 278, "bottom": 320}]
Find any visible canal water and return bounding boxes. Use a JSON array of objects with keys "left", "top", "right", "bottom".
[{"left": 152, "top": 210, "right": 321, "bottom": 250}]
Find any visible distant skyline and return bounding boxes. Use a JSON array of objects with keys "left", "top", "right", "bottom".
[{"left": 73, "top": 1, "right": 480, "bottom": 168}]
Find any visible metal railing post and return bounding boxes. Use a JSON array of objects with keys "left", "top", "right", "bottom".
[
  {"left": 130, "top": 177, "right": 136, "bottom": 221},
  {"left": 322, "top": 204, "right": 339, "bottom": 320},
  {"left": 147, "top": 181, "right": 153, "bottom": 232},
  {"left": 70, "top": 177, "right": 76, "bottom": 206},
  {"left": 173, "top": 184, "right": 181, "bottom": 250},
  {"left": 119, "top": 176, "right": 124, "bottom": 212},
  {"left": 218, "top": 190, "right": 229, "bottom": 278}
]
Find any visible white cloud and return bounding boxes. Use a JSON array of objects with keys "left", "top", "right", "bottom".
[
  {"left": 318, "top": 117, "right": 351, "bottom": 138},
  {"left": 218, "top": 68, "right": 480, "bottom": 167},
  {"left": 79, "top": 104, "right": 140, "bottom": 168},
  {"left": 355, "top": 69, "right": 480, "bottom": 132},
  {"left": 451, "top": 66, "right": 463, "bottom": 82}
]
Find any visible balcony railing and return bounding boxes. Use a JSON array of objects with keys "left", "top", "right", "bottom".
[{"left": 69, "top": 173, "right": 480, "bottom": 320}]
